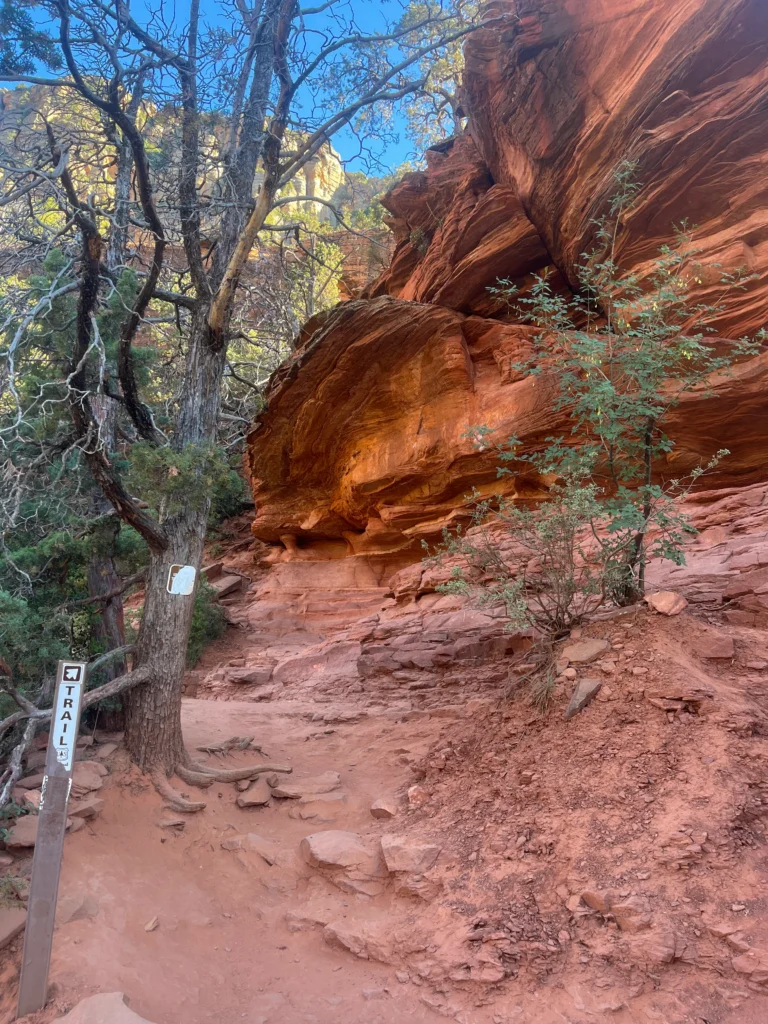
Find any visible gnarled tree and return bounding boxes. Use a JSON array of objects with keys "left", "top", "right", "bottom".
[{"left": 0, "top": 0, "right": 480, "bottom": 810}]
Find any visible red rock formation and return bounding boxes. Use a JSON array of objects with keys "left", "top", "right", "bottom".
[{"left": 247, "top": 0, "right": 768, "bottom": 567}]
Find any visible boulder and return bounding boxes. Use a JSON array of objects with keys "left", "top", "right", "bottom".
[
  {"left": 380, "top": 834, "right": 441, "bottom": 874},
  {"left": 564, "top": 678, "right": 602, "bottom": 720},
  {"left": 52, "top": 992, "right": 157, "bottom": 1023},
  {"left": 646, "top": 591, "right": 688, "bottom": 616}
]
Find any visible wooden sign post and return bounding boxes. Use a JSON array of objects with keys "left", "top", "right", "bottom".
[{"left": 17, "top": 660, "right": 86, "bottom": 1018}]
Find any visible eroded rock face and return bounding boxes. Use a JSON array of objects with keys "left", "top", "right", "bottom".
[{"left": 247, "top": 0, "right": 768, "bottom": 568}]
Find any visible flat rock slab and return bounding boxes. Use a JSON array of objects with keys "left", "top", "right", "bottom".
[
  {"left": 242, "top": 833, "right": 280, "bottom": 866},
  {"left": 69, "top": 796, "right": 105, "bottom": 820},
  {"left": 272, "top": 771, "right": 341, "bottom": 799},
  {"left": 211, "top": 574, "right": 243, "bottom": 598},
  {"left": 561, "top": 639, "right": 609, "bottom": 664},
  {"left": 646, "top": 591, "right": 688, "bottom": 616},
  {"left": 300, "top": 831, "right": 373, "bottom": 871},
  {"left": 697, "top": 634, "right": 735, "bottom": 659},
  {"left": 565, "top": 678, "right": 603, "bottom": 720},
  {"left": 380, "top": 834, "right": 441, "bottom": 874},
  {"left": 0, "top": 907, "right": 26, "bottom": 949},
  {"left": 71, "top": 761, "right": 107, "bottom": 799},
  {"left": 228, "top": 667, "right": 273, "bottom": 685},
  {"left": 53, "top": 992, "right": 156, "bottom": 1023},
  {"left": 5, "top": 813, "right": 39, "bottom": 848}
]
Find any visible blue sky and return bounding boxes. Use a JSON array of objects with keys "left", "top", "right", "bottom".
[
  {"left": 19, "top": 0, "right": 420, "bottom": 172},
  {"left": 195, "top": 0, "right": 418, "bottom": 172}
]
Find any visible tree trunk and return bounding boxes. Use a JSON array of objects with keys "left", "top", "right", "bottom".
[
  {"left": 87, "top": 521, "right": 126, "bottom": 680},
  {"left": 86, "top": 396, "right": 126, "bottom": 683},
  {"left": 124, "top": 307, "right": 227, "bottom": 773}
]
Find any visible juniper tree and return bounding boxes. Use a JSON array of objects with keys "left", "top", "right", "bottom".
[{"left": 0, "top": 0, "right": 480, "bottom": 810}]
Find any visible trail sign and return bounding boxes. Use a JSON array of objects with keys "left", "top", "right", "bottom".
[
  {"left": 17, "top": 660, "right": 86, "bottom": 1018},
  {"left": 167, "top": 563, "right": 196, "bottom": 595}
]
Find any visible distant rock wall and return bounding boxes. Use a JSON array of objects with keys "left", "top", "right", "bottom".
[{"left": 246, "top": 0, "right": 768, "bottom": 571}]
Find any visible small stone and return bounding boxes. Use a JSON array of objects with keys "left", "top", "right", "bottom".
[
  {"left": 144, "top": 916, "right": 159, "bottom": 932},
  {"left": 236, "top": 779, "right": 250, "bottom": 792},
  {"left": 361, "top": 988, "right": 389, "bottom": 1000},
  {"left": 563, "top": 667, "right": 577, "bottom": 680},
  {"left": 747, "top": 660, "right": 767, "bottom": 671},
  {"left": 564, "top": 678, "right": 602, "bottom": 720},
  {"left": 646, "top": 591, "right": 688, "bottom": 616},
  {"left": 370, "top": 798, "right": 397, "bottom": 819},
  {"left": 21, "top": 790, "right": 41, "bottom": 811},
  {"left": 407, "top": 784, "right": 429, "bottom": 808},
  {"left": 727, "top": 932, "right": 752, "bottom": 953},
  {"left": 558, "top": 929, "right": 571, "bottom": 943},
  {"left": 221, "top": 836, "right": 244, "bottom": 851},
  {"left": 67, "top": 816, "right": 85, "bottom": 833},
  {"left": 236, "top": 778, "right": 271, "bottom": 808},
  {"left": 581, "top": 890, "right": 612, "bottom": 913},
  {"left": 732, "top": 903, "right": 747, "bottom": 912},
  {"left": 611, "top": 895, "right": 652, "bottom": 932},
  {"left": 395, "top": 971, "right": 410, "bottom": 984},
  {"left": 158, "top": 818, "right": 185, "bottom": 830}
]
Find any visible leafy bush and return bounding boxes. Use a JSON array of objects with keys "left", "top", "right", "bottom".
[
  {"left": 488, "top": 162, "right": 759, "bottom": 604},
  {"left": 186, "top": 577, "right": 227, "bottom": 668},
  {"left": 428, "top": 162, "right": 763, "bottom": 685},
  {"left": 209, "top": 466, "right": 250, "bottom": 526}
]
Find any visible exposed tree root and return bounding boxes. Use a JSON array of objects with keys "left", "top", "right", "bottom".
[
  {"left": 196, "top": 735, "right": 265, "bottom": 756},
  {"left": 178, "top": 759, "right": 292, "bottom": 787},
  {"left": 152, "top": 771, "right": 207, "bottom": 813}
]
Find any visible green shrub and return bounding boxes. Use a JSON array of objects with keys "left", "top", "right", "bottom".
[{"left": 186, "top": 577, "right": 227, "bottom": 668}]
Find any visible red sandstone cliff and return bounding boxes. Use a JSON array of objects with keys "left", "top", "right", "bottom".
[{"left": 246, "top": 0, "right": 768, "bottom": 564}]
